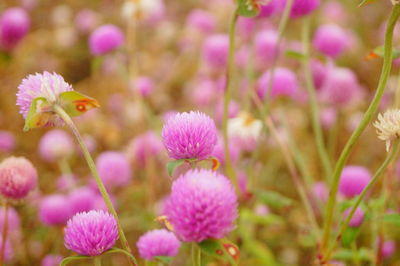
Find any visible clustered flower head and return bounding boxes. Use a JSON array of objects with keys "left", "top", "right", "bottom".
[
  {"left": 162, "top": 111, "right": 218, "bottom": 160},
  {"left": 96, "top": 151, "right": 132, "bottom": 188},
  {"left": 64, "top": 210, "right": 118, "bottom": 256},
  {"left": 16, "top": 72, "right": 73, "bottom": 127},
  {"left": 339, "top": 166, "right": 371, "bottom": 198},
  {"left": 89, "top": 24, "right": 124, "bottom": 56},
  {"left": 374, "top": 109, "right": 400, "bottom": 152},
  {"left": 39, "top": 194, "right": 72, "bottom": 226},
  {"left": 164, "top": 169, "right": 238, "bottom": 242},
  {"left": 0, "top": 7, "right": 30, "bottom": 51},
  {"left": 0, "top": 156, "right": 37, "bottom": 200},
  {"left": 38, "top": 129, "right": 74, "bottom": 162},
  {"left": 137, "top": 229, "right": 181, "bottom": 260}
]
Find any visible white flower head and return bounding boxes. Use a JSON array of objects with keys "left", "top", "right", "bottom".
[
  {"left": 228, "top": 112, "right": 262, "bottom": 150},
  {"left": 373, "top": 109, "right": 400, "bottom": 152}
]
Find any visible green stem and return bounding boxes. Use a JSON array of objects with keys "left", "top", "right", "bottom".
[
  {"left": 53, "top": 105, "right": 136, "bottom": 266},
  {"left": 0, "top": 201, "right": 8, "bottom": 266},
  {"left": 222, "top": 10, "right": 239, "bottom": 187},
  {"left": 321, "top": 5, "right": 400, "bottom": 253},
  {"left": 301, "top": 16, "right": 332, "bottom": 180},
  {"left": 191, "top": 243, "right": 201, "bottom": 266},
  {"left": 323, "top": 141, "right": 400, "bottom": 262},
  {"left": 94, "top": 256, "right": 102, "bottom": 266}
]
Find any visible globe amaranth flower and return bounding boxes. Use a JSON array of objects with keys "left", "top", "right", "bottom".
[
  {"left": 0, "top": 130, "right": 15, "bottom": 153},
  {"left": 164, "top": 169, "right": 238, "bottom": 242},
  {"left": 339, "top": 166, "right": 371, "bottom": 198},
  {"left": 290, "top": 0, "right": 320, "bottom": 18},
  {"left": 89, "top": 24, "right": 124, "bottom": 56},
  {"left": 38, "top": 129, "right": 74, "bottom": 162},
  {"left": 257, "top": 67, "right": 299, "bottom": 100},
  {"left": 137, "top": 229, "right": 181, "bottom": 260},
  {"left": 96, "top": 151, "right": 132, "bottom": 189},
  {"left": 64, "top": 210, "right": 118, "bottom": 256},
  {"left": 68, "top": 187, "right": 97, "bottom": 215},
  {"left": 312, "top": 24, "right": 349, "bottom": 58},
  {"left": 374, "top": 109, "right": 400, "bottom": 152},
  {"left": 344, "top": 207, "right": 364, "bottom": 227},
  {"left": 127, "top": 131, "right": 163, "bottom": 165},
  {"left": 162, "top": 111, "right": 218, "bottom": 160},
  {"left": 0, "top": 157, "right": 37, "bottom": 200},
  {"left": 202, "top": 34, "right": 229, "bottom": 69},
  {"left": 0, "top": 7, "right": 30, "bottom": 51},
  {"left": 41, "top": 254, "right": 63, "bottom": 266},
  {"left": 39, "top": 194, "right": 72, "bottom": 226}
]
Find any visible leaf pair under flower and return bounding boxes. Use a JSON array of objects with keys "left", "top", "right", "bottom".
[{"left": 166, "top": 157, "right": 220, "bottom": 177}]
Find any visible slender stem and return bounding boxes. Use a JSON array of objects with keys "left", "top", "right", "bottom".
[
  {"left": 0, "top": 201, "right": 8, "bottom": 266},
  {"left": 94, "top": 256, "right": 102, "bottom": 266},
  {"left": 323, "top": 141, "right": 400, "bottom": 262},
  {"left": 222, "top": 10, "right": 239, "bottom": 187},
  {"left": 58, "top": 157, "right": 74, "bottom": 190},
  {"left": 53, "top": 105, "right": 136, "bottom": 266},
  {"left": 191, "top": 243, "right": 201, "bottom": 266},
  {"left": 301, "top": 16, "right": 332, "bottom": 180},
  {"left": 321, "top": 5, "right": 400, "bottom": 252}
]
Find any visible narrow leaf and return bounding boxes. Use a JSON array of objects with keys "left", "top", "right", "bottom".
[
  {"left": 166, "top": 159, "right": 186, "bottom": 176},
  {"left": 199, "top": 238, "right": 239, "bottom": 266},
  {"left": 59, "top": 91, "right": 100, "bottom": 117},
  {"left": 23, "top": 97, "right": 50, "bottom": 131},
  {"left": 60, "top": 255, "right": 90, "bottom": 266},
  {"left": 285, "top": 50, "right": 306, "bottom": 60},
  {"left": 341, "top": 227, "right": 361, "bottom": 248}
]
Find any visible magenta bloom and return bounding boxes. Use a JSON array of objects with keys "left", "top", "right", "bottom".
[
  {"left": 131, "top": 76, "right": 154, "bottom": 98},
  {"left": 68, "top": 187, "right": 96, "bottom": 215},
  {"left": 41, "top": 254, "right": 62, "bottom": 266},
  {"left": 137, "top": 229, "right": 181, "bottom": 260},
  {"left": 0, "top": 131, "right": 16, "bottom": 153},
  {"left": 127, "top": 131, "right": 163, "bottom": 165},
  {"left": 165, "top": 169, "right": 238, "bottom": 242},
  {"left": 39, "top": 194, "right": 72, "bottom": 226},
  {"left": 162, "top": 111, "right": 218, "bottom": 160},
  {"left": 202, "top": 34, "right": 229, "bottom": 69},
  {"left": 16, "top": 72, "right": 72, "bottom": 119},
  {"left": 290, "top": 0, "right": 320, "bottom": 18},
  {"left": 339, "top": 166, "right": 371, "bottom": 198},
  {"left": 211, "top": 137, "right": 240, "bottom": 165},
  {"left": 313, "top": 24, "right": 348, "bottom": 58},
  {"left": 39, "top": 129, "right": 74, "bottom": 162},
  {"left": 0, "top": 236, "right": 12, "bottom": 262},
  {"left": 0, "top": 157, "right": 37, "bottom": 200},
  {"left": 258, "top": 0, "right": 285, "bottom": 17},
  {"left": 89, "top": 24, "right": 124, "bottom": 56},
  {"left": 186, "top": 9, "right": 216, "bottom": 34},
  {"left": 344, "top": 207, "right": 364, "bottom": 227},
  {"left": 96, "top": 151, "right": 132, "bottom": 188},
  {"left": 257, "top": 67, "right": 299, "bottom": 100},
  {"left": 64, "top": 210, "right": 118, "bottom": 256},
  {"left": 0, "top": 8, "right": 30, "bottom": 51},
  {"left": 254, "top": 30, "right": 280, "bottom": 68},
  {"left": 381, "top": 240, "right": 396, "bottom": 258}
]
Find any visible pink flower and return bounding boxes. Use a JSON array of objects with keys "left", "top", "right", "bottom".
[
  {"left": 137, "top": 229, "right": 181, "bottom": 260},
  {"left": 89, "top": 24, "right": 124, "bottom": 56}
]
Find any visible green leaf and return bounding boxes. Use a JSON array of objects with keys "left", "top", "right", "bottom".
[
  {"left": 60, "top": 255, "right": 90, "bottom": 266},
  {"left": 285, "top": 50, "right": 306, "bottom": 60},
  {"left": 372, "top": 45, "right": 400, "bottom": 59},
  {"left": 166, "top": 159, "right": 186, "bottom": 176},
  {"left": 237, "top": 0, "right": 260, "bottom": 18},
  {"left": 382, "top": 213, "right": 400, "bottom": 226},
  {"left": 155, "top": 256, "right": 173, "bottom": 264},
  {"left": 23, "top": 97, "right": 50, "bottom": 131},
  {"left": 341, "top": 227, "right": 361, "bottom": 248},
  {"left": 59, "top": 91, "right": 99, "bottom": 117},
  {"left": 253, "top": 190, "right": 293, "bottom": 209},
  {"left": 199, "top": 238, "right": 239, "bottom": 266},
  {"left": 332, "top": 248, "right": 371, "bottom": 261},
  {"left": 103, "top": 247, "right": 138, "bottom": 264}
]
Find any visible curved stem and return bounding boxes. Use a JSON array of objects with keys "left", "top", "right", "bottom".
[
  {"left": 53, "top": 105, "right": 136, "bottom": 266},
  {"left": 222, "top": 10, "right": 239, "bottom": 187},
  {"left": 301, "top": 16, "right": 332, "bottom": 180},
  {"left": 321, "top": 5, "right": 400, "bottom": 252},
  {"left": 0, "top": 201, "right": 8, "bottom": 266},
  {"left": 323, "top": 141, "right": 400, "bottom": 262}
]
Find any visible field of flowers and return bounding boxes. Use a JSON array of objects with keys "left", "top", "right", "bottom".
[{"left": 1, "top": 0, "right": 400, "bottom": 265}]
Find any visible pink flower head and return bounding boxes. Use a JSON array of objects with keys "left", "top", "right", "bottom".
[
  {"left": 89, "top": 24, "right": 124, "bottom": 56},
  {"left": 41, "top": 254, "right": 62, "bottom": 266},
  {"left": 74, "top": 9, "right": 99, "bottom": 34},
  {"left": 381, "top": 240, "right": 396, "bottom": 258},
  {"left": 254, "top": 30, "right": 280, "bottom": 69},
  {"left": 127, "top": 131, "right": 163, "bottom": 165},
  {"left": 339, "top": 166, "right": 371, "bottom": 198},
  {"left": 257, "top": 67, "right": 299, "bottom": 100},
  {"left": 68, "top": 187, "right": 96, "bottom": 215},
  {"left": 38, "top": 129, "right": 74, "bottom": 162},
  {"left": 311, "top": 59, "right": 327, "bottom": 90},
  {"left": 202, "top": 34, "right": 229, "bottom": 69},
  {"left": 162, "top": 111, "right": 218, "bottom": 160},
  {"left": 0, "top": 131, "right": 16, "bottom": 153},
  {"left": 165, "top": 169, "right": 238, "bottom": 242},
  {"left": 0, "top": 157, "right": 37, "bottom": 200},
  {"left": 312, "top": 181, "right": 328, "bottom": 202},
  {"left": 0, "top": 236, "right": 12, "bottom": 262},
  {"left": 64, "top": 210, "right": 118, "bottom": 256},
  {"left": 258, "top": 0, "right": 285, "bottom": 17},
  {"left": 0, "top": 7, "right": 30, "bottom": 51},
  {"left": 131, "top": 76, "right": 154, "bottom": 98},
  {"left": 186, "top": 9, "right": 216, "bottom": 34},
  {"left": 39, "top": 194, "right": 72, "bottom": 226},
  {"left": 312, "top": 24, "right": 348, "bottom": 58},
  {"left": 0, "top": 206, "right": 20, "bottom": 233},
  {"left": 96, "top": 151, "right": 132, "bottom": 188},
  {"left": 290, "top": 0, "right": 320, "bottom": 18},
  {"left": 137, "top": 229, "right": 181, "bottom": 260},
  {"left": 189, "top": 79, "right": 217, "bottom": 106},
  {"left": 16, "top": 72, "right": 73, "bottom": 119},
  {"left": 344, "top": 207, "right": 364, "bottom": 227}
]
